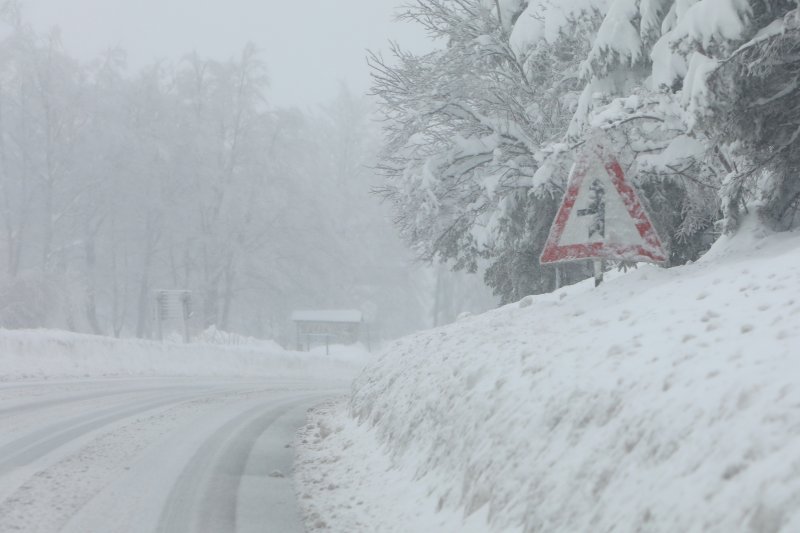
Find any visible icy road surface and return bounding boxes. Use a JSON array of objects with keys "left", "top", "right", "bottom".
[{"left": 0, "top": 377, "right": 342, "bottom": 533}]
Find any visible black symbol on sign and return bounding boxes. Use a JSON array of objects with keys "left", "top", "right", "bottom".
[{"left": 577, "top": 179, "right": 606, "bottom": 238}]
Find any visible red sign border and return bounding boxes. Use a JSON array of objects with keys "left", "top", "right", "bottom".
[{"left": 540, "top": 141, "right": 667, "bottom": 265}]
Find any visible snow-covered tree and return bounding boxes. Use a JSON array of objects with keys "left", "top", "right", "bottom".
[
  {"left": 578, "top": 0, "right": 800, "bottom": 241},
  {"left": 701, "top": 2, "right": 800, "bottom": 230},
  {"left": 372, "top": 0, "right": 600, "bottom": 302},
  {"left": 376, "top": 0, "right": 800, "bottom": 303}
]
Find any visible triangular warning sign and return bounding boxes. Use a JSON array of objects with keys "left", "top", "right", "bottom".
[{"left": 540, "top": 139, "right": 667, "bottom": 265}]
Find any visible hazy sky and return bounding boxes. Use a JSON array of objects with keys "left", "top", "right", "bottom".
[{"left": 23, "top": 0, "right": 433, "bottom": 107}]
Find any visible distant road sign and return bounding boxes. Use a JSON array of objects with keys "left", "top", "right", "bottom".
[
  {"left": 154, "top": 290, "right": 192, "bottom": 342},
  {"left": 540, "top": 138, "right": 667, "bottom": 265},
  {"left": 155, "top": 290, "right": 192, "bottom": 321}
]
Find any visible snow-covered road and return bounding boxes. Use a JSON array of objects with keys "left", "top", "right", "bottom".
[{"left": 0, "top": 377, "right": 342, "bottom": 532}]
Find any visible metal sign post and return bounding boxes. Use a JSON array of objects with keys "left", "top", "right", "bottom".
[{"left": 593, "top": 259, "right": 604, "bottom": 287}]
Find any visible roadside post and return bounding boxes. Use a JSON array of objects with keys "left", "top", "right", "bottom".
[
  {"left": 593, "top": 260, "right": 604, "bottom": 287},
  {"left": 540, "top": 136, "right": 667, "bottom": 285}
]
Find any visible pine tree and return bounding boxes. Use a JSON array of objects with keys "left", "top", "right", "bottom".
[
  {"left": 581, "top": 0, "right": 800, "bottom": 236},
  {"left": 702, "top": 2, "right": 800, "bottom": 230}
]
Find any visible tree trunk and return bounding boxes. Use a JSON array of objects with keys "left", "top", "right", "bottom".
[
  {"left": 84, "top": 229, "right": 103, "bottom": 335},
  {"left": 135, "top": 211, "right": 160, "bottom": 338},
  {"left": 220, "top": 254, "right": 236, "bottom": 330}
]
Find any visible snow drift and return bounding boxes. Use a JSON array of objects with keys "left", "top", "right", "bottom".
[
  {"left": 0, "top": 330, "right": 368, "bottom": 382},
  {"left": 296, "top": 218, "right": 800, "bottom": 532}
]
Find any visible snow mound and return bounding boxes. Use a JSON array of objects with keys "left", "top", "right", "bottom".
[
  {"left": 0, "top": 330, "right": 369, "bottom": 382},
  {"left": 193, "top": 325, "right": 284, "bottom": 351},
  {"left": 298, "top": 221, "right": 800, "bottom": 532}
]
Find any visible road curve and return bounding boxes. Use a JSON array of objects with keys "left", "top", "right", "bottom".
[{"left": 0, "top": 378, "right": 343, "bottom": 533}]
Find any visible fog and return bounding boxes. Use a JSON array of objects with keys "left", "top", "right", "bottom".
[
  {"left": 0, "top": 0, "right": 495, "bottom": 347},
  {"left": 23, "top": 0, "right": 434, "bottom": 106}
]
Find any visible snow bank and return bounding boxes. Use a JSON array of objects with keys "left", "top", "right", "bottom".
[
  {"left": 296, "top": 218, "right": 800, "bottom": 532},
  {"left": 192, "top": 325, "right": 285, "bottom": 351},
  {"left": 0, "top": 330, "right": 369, "bottom": 382}
]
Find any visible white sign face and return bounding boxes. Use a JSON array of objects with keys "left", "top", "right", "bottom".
[
  {"left": 557, "top": 157, "right": 648, "bottom": 248},
  {"left": 540, "top": 139, "right": 668, "bottom": 265}
]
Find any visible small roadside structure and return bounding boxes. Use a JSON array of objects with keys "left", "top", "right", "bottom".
[{"left": 290, "top": 310, "right": 363, "bottom": 353}]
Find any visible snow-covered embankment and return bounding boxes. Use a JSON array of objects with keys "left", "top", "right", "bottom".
[
  {"left": 0, "top": 330, "right": 368, "bottom": 382},
  {"left": 295, "top": 219, "right": 800, "bottom": 532}
]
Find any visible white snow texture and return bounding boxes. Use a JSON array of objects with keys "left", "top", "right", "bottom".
[
  {"left": 296, "top": 218, "right": 800, "bottom": 532},
  {"left": 0, "top": 330, "right": 368, "bottom": 382}
]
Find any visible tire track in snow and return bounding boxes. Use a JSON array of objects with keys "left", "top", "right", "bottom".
[
  {"left": 0, "top": 389, "right": 209, "bottom": 477},
  {"left": 157, "top": 393, "right": 323, "bottom": 533},
  {"left": 0, "top": 384, "right": 205, "bottom": 421},
  {"left": 0, "top": 385, "right": 275, "bottom": 532}
]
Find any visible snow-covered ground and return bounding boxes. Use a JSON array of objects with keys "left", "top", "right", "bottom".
[
  {"left": 0, "top": 331, "right": 369, "bottom": 532},
  {"left": 0, "top": 330, "right": 369, "bottom": 382},
  {"left": 295, "top": 218, "right": 800, "bottom": 532},
  {"left": 0, "top": 377, "right": 346, "bottom": 532}
]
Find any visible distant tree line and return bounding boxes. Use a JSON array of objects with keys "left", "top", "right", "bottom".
[{"left": 0, "top": 8, "right": 431, "bottom": 341}]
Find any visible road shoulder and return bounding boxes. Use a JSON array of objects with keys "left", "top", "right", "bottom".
[{"left": 293, "top": 398, "right": 486, "bottom": 533}]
